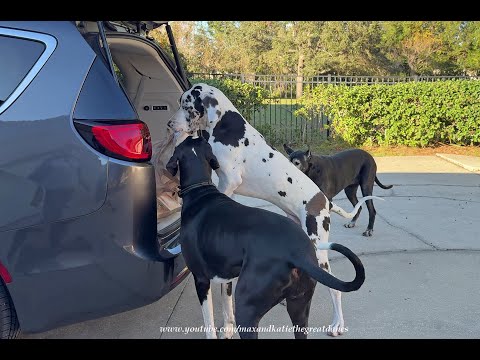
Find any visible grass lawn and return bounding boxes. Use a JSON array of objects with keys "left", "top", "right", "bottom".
[{"left": 275, "top": 138, "right": 480, "bottom": 158}]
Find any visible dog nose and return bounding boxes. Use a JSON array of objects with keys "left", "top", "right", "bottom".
[{"left": 167, "top": 121, "right": 173, "bottom": 128}]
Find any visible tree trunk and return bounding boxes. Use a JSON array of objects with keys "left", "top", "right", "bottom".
[{"left": 296, "top": 51, "right": 305, "bottom": 100}]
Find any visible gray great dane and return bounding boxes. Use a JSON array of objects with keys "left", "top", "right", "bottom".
[
  {"left": 284, "top": 145, "right": 393, "bottom": 237},
  {"left": 168, "top": 83, "right": 381, "bottom": 337}
]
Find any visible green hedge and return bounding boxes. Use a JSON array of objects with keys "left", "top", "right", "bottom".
[
  {"left": 296, "top": 81, "right": 480, "bottom": 147},
  {"left": 189, "top": 77, "right": 269, "bottom": 120}
]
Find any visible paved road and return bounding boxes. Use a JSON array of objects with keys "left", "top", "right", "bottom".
[{"left": 21, "top": 156, "right": 480, "bottom": 339}]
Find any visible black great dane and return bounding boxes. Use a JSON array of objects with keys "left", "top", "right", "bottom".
[
  {"left": 284, "top": 145, "right": 393, "bottom": 237},
  {"left": 166, "top": 135, "right": 365, "bottom": 339}
]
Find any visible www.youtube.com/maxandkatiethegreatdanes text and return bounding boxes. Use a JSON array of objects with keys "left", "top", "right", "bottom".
[{"left": 159, "top": 324, "right": 348, "bottom": 335}]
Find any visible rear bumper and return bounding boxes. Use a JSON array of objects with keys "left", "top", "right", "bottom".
[{"left": 0, "top": 159, "right": 188, "bottom": 333}]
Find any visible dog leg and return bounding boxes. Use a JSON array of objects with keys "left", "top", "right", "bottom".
[
  {"left": 216, "top": 173, "right": 241, "bottom": 336},
  {"left": 344, "top": 185, "right": 361, "bottom": 229},
  {"left": 194, "top": 276, "right": 217, "bottom": 339},
  {"left": 234, "top": 285, "right": 262, "bottom": 339},
  {"left": 234, "top": 267, "right": 288, "bottom": 339},
  {"left": 328, "top": 276, "right": 345, "bottom": 336},
  {"left": 286, "top": 282, "right": 315, "bottom": 339},
  {"left": 217, "top": 171, "right": 242, "bottom": 198},
  {"left": 360, "top": 182, "right": 376, "bottom": 237},
  {"left": 317, "top": 252, "right": 345, "bottom": 336},
  {"left": 311, "top": 216, "right": 345, "bottom": 337},
  {"left": 279, "top": 212, "right": 302, "bottom": 308},
  {"left": 220, "top": 282, "right": 235, "bottom": 339},
  {"left": 234, "top": 307, "right": 259, "bottom": 339}
]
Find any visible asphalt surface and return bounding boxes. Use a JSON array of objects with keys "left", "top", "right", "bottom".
[{"left": 21, "top": 155, "right": 480, "bottom": 339}]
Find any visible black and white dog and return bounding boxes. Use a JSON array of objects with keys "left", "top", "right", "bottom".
[
  {"left": 284, "top": 145, "right": 393, "bottom": 237},
  {"left": 166, "top": 134, "right": 365, "bottom": 339},
  {"left": 168, "top": 83, "right": 381, "bottom": 336}
]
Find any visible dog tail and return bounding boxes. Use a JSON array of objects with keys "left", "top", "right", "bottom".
[
  {"left": 375, "top": 176, "right": 393, "bottom": 189},
  {"left": 292, "top": 243, "right": 365, "bottom": 292},
  {"left": 330, "top": 196, "right": 384, "bottom": 219}
]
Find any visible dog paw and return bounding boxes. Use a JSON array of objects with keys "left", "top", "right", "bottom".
[
  {"left": 327, "top": 322, "right": 346, "bottom": 337},
  {"left": 362, "top": 229, "right": 374, "bottom": 237},
  {"left": 344, "top": 222, "right": 356, "bottom": 228}
]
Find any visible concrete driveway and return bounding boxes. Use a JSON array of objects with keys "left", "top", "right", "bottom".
[{"left": 21, "top": 155, "right": 480, "bottom": 339}]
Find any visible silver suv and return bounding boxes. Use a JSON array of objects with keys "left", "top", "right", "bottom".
[{"left": 0, "top": 21, "right": 188, "bottom": 339}]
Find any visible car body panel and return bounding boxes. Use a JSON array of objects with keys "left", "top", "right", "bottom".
[
  {"left": 0, "top": 21, "right": 106, "bottom": 230},
  {"left": 2, "top": 158, "right": 187, "bottom": 333}
]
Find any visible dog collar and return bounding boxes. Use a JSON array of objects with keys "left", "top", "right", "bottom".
[{"left": 177, "top": 180, "right": 214, "bottom": 198}]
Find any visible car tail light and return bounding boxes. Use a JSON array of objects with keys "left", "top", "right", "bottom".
[
  {"left": 0, "top": 261, "right": 12, "bottom": 283},
  {"left": 74, "top": 120, "right": 152, "bottom": 162}
]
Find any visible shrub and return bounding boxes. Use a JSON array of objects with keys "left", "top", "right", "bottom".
[{"left": 296, "top": 80, "right": 480, "bottom": 147}]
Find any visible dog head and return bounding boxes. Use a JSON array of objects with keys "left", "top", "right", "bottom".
[
  {"left": 283, "top": 144, "right": 311, "bottom": 173},
  {"left": 168, "top": 83, "right": 224, "bottom": 135},
  {"left": 166, "top": 135, "right": 220, "bottom": 188}
]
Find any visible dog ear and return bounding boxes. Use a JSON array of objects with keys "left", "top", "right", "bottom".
[
  {"left": 203, "top": 139, "right": 220, "bottom": 170},
  {"left": 203, "top": 96, "right": 221, "bottom": 125},
  {"left": 306, "top": 145, "right": 312, "bottom": 160},
  {"left": 166, "top": 154, "right": 179, "bottom": 177},
  {"left": 206, "top": 105, "right": 220, "bottom": 124},
  {"left": 283, "top": 143, "right": 294, "bottom": 155}
]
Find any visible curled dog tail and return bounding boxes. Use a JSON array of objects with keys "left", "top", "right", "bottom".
[
  {"left": 292, "top": 243, "right": 365, "bottom": 292},
  {"left": 330, "top": 195, "right": 384, "bottom": 219},
  {"left": 375, "top": 176, "right": 393, "bottom": 189}
]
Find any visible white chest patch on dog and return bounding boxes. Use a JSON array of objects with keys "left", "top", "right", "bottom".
[{"left": 192, "top": 147, "right": 197, "bottom": 157}]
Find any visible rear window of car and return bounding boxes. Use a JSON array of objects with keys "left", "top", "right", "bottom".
[{"left": 0, "top": 35, "right": 46, "bottom": 104}]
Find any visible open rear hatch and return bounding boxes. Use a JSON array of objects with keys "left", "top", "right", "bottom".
[
  {"left": 103, "top": 21, "right": 188, "bottom": 86},
  {"left": 76, "top": 21, "right": 189, "bottom": 258}
]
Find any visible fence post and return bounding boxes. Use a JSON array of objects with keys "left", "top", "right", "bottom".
[
  {"left": 240, "top": 74, "right": 245, "bottom": 83},
  {"left": 328, "top": 74, "right": 331, "bottom": 84},
  {"left": 326, "top": 114, "right": 330, "bottom": 139},
  {"left": 296, "top": 76, "right": 303, "bottom": 99}
]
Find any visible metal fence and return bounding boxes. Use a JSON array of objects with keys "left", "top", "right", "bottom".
[{"left": 189, "top": 73, "right": 478, "bottom": 145}]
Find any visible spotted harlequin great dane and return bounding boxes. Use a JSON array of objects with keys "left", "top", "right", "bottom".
[{"left": 167, "top": 83, "right": 382, "bottom": 337}]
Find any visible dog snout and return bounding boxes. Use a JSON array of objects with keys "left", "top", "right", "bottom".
[{"left": 167, "top": 121, "right": 173, "bottom": 128}]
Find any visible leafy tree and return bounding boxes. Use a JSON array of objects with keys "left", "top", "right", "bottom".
[
  {"left": 456, "top": 21, "right": 480, "bottom": 75},
  {"left": 312, "top": 21, "right": 391, "bottom": 75},
  {"left": 148, "top": 22, "right": 196, "bottom": 72},
  {"left": 152, "top": 21, "right": 480, "bottom": 77}
]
